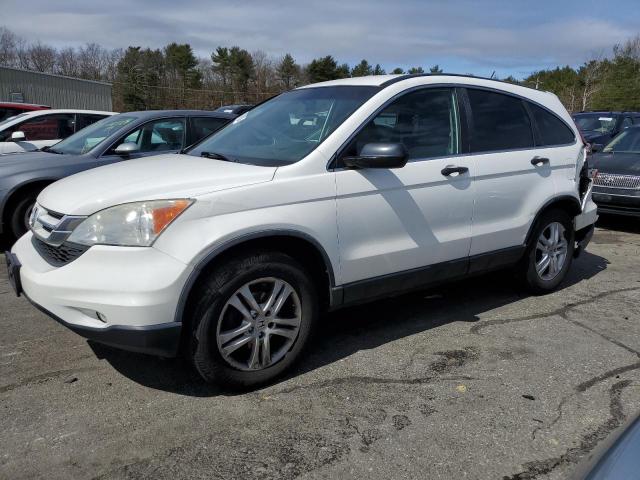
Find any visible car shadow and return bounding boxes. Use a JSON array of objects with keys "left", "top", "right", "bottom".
[
  {"left": 596, "top": 214, "right": 640, "bottom": 234},
  {"left": 89, "top": 249, "right": 609, "bottom": 397}
]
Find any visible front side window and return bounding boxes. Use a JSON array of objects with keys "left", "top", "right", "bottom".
[
  {"left": 0, "top": 113, "right": 75, "bottom": 142},
  {"left": 341, "top": 88, "right": 459, "bottom": 161},
  {"left": 622, "top": 117, "right": 633, "bottom": 129},
  {"left": 467, "top": 89, "right": 534, "bottom": 152},
  {"left": 188, "top": 86, "right": 379, "bottom": 166},
  {"left": 107, "top": 118, "right": 185, "bottom": 155},
  {"left": 603, "top": 128, "right": 640, "bottom": 154},
  {"left": 50, "top": 115, "right": 137, "bottom": 155},
  {"left": 528, "top": 103, "right": 575, "bottom": 146}
]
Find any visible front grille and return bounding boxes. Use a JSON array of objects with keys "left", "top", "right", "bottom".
[
  {"left": 594, "top": 173, "right": 640, "bottom": 189},
  {"left": 32, "top": 236, "right": 88, "bottom": 267}
]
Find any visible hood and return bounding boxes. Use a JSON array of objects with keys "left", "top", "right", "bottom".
[
  {"left": 0, "top": 150, "right": 74, "bottom": 172},
  {"left": 590, "top": 152, "right": 640, "bottom": 175},
  {"left": 38, "top": 154, "right": 277, "bottom": 215}
]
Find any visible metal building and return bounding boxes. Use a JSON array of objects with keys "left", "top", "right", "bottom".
[{"left": 0, "top": 66, "right": 113, "bottom": 111}]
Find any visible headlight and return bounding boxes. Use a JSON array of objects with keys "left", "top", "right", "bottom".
[{"left": 67, "top": 199, "right": 193, "bottom": 247}]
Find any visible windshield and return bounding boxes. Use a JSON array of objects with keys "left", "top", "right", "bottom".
[
  {"left": 51, "top": 115, "right": 137, "bottom": 155},
  {"left": 573, "top": 114, "right": 617, "bottom": 134},
  {"left": 188, "top": 86, "right": 379, "bottom": 166},
  {"left": 603, "top": 128, "right": 640, "bottom": 153}
]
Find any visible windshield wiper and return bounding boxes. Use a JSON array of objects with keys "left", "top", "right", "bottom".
[
  {"left": 200, "top": 151, "right": 234, "bottom": 162},
  {"left": 40, "top": 146, "right": 62, "bottom": 154}
]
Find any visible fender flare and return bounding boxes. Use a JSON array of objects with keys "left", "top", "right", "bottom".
[
  {"left": 524, "top": 195, "right": 581, "bottom": 246},
  {"left": 173, "top": 229, "right": 338, "bottom": 324}
]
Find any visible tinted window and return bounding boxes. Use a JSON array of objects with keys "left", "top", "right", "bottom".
[
  {"left": 529, "top": 103, "right": 575, "bottom": 146},
  {"left": 2, "top": 113, "right": 75, "bottom": 141},
  {"left": 467, "top": 89, "right": 534, "bottom": 152},
  {"left": 188, "top": 86, "right": 379, "bottom": 166},
  {"left": 191, "top": 117, "right": 229, "bottom": 144},
  {"left": 76, "top": 114, "right": 108, "bottom": 131},
  {"left": 343, "top": 88, "right": 459, "bottom": 161},
  {"left": 107, "top": 118, "right": 185, "bottom": 154},
  {"left": 0, "top": 108, "right": 24, "bottom": 122}
]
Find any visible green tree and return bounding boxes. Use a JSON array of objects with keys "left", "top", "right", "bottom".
[
  {"left": 276, "top": 53, "right": 300, "bottom": 89},
  {"left": 392, "top": 67, "right": 405, "bottom": 74},
  {"left": 373, "top": 64, "right": 386, "bottom": 75},
  {"left": 228, "top": 46, "right": 254, "bottom": 99},
  {"left": 211, "top": 47, "right": 233, "bottom": 88},
  {"left": 407, "top": 66, "right": 424, "bottom": 74},
  {"left": 305, "top": 55, "right": 345, "bottom": 83},
  {"left": 429, "top": 64, "right": 443, "bottom": 73},
  {"left": 116, "top": 46, "right": 164, "bottom": 111},
  {"left": 164, "top": 42, "right": 201, "bottom": 89},
  {"left": 351, "top": 59, "right": 373, "bottom": 77}
]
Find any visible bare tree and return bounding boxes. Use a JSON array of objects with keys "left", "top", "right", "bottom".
[
  {"left": 579, "top": 56, "right": 607, "bottom": 111},
  {"left": 0, "top": 26, "right": 18, "bottom": 66},
  {"left": 56, "top": 47, "right": 79, "bottom": 77},
  {"left": 28, "top": 42, "right": 57, "bottom": 72}
]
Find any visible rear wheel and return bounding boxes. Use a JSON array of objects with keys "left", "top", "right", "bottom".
[
  {"left": 519, "top": 209, "right": 575, "bottom": 294},
  {"left": 188, "top": 250, "right": 318, "bottom": 389},
  {"left": 8, "top": 193, "right": 37, "bottom": 240}
]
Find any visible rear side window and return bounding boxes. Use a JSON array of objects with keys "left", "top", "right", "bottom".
[
  {"left": 191, "top": 117, "right": 229, "bottom": 144},
  {"left": 76, "top": 114, "right": 108, "bottom": 131},
  {"left": 467, "top": 89, "right": 534, "bottom": 152},
  {"left": 528, "top": 103, "right": 575, "bottom": 146}
]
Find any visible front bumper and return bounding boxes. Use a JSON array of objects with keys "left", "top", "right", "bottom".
[
  {"left": 9, "top": 232, "right": 193, "bottom": 357},
  {"left": 592, "top": 187, "right": 640, "bottom": 217}
]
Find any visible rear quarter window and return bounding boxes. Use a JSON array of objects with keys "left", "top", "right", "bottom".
[{"left": 528, "top": 103, "right": 575, "bottom": 146}]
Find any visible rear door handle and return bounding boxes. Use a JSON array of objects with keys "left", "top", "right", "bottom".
[
  {"left": 531, "top": 156, "right": 550, "bottom": 166},
  {"left": 441, "top": 166, "right": 469, "bottom": 176}
]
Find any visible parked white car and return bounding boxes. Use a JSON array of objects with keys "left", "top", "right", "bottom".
[
  {"left": 7, "top": 74, "right": 598, "bottom": 388},
  {"left": 0, "top": 109, "right": 114, "bottom": 154}
]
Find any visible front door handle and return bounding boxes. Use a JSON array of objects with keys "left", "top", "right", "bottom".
[
  {"left": 441, "top": 166, "right": 469, "bottom": 176},
  {"left": 531, "top": 156, "right": 550, "bottom": 166}
]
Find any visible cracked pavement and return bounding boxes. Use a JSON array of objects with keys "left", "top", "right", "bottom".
[{"left": 1, "top": 216, "right": 640, "bottom": 480}]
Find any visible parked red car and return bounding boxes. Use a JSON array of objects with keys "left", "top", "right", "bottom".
[{"left": 0, "top": 102, "right": 50, "bottom": 122}]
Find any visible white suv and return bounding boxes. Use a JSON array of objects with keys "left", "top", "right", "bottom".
[{"left": 6, "top": 75, "right": 597, "bottom": 388}]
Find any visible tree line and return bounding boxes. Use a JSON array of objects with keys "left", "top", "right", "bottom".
[{"left": 1, "top": 25, "right": 639, "bottom": 112}]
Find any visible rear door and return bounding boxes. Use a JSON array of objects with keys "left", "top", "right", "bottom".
[
  {"left": 464, "top": 88, "right": 555, "bottom": 259},
  {"left": 335, "top": 87, "right": 475, "bottom": 300}
]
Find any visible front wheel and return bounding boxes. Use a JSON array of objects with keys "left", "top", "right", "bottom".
[
  {"left": 519, "top": 209, "right": 575, "bottom": 294},
  {"left": 8, "top": 193, "right": 37, "bottom": 240},
  {"left": 188, "top": 250, "right": 318, "bottom": 389}
]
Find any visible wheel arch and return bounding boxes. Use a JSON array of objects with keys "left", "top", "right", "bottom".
[
  {"left": 1, "top": 178, "right": 57, "bottom": 234},
  {"left": 174, "top": 230, "right": 338, "bottom": 345},
  {"left": 524, "top": 195, "right": 581, "bottom": 246}
]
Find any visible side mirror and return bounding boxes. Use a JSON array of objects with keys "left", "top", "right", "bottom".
[
  {"left": 114, "top": 142, "right": 140, "bottom": 156},
  {"left": 591, "top": 143, "right": 604, "bottom": 153},
  {"left": 343, "top": 143, "right": 408, "bottom": 169},
  {"left": 10, "top": 131, "right": 26, "bottom": 142}
]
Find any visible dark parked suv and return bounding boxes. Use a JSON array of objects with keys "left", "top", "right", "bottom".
[
  {"left": 0, "top": 110, "right": 235, "bottom": 240},
  {"left": 572, "top": 111, "right": 640, "bottom": 149},
  {"left": 591, "top": 125, "right": 640, "bottom": 216}
]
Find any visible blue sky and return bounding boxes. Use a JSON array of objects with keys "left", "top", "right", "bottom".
[{"left": 3, "top": 0, "right": 639, "bottom": 79}]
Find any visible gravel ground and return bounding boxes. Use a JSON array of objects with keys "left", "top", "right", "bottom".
[{"left": 1, "top": 216, "right": 640, "bottom": 480}]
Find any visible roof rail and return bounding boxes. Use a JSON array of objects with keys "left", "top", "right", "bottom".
[{"left": 379, "top": 72, "right": 540, "bottom": 92}]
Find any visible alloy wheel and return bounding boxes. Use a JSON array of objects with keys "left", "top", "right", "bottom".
[
  {"left": 216, "top": 277, "right": 302, "bottom": 371},
  {"left": 535, "top": 221, "right": 568, "bottom": 281}
]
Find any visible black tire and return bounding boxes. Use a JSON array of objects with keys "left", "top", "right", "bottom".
[
  {"left": 519, "top": 208, "right": 575, "bottom": 294},
  {"left": 8, "top": 193, "right": 37, "bottom": 240},
  {"left": 188, "top": 250, "right": 318, "bottom": 389}
]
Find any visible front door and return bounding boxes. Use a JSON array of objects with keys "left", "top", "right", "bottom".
[{"left": 335, "top": 87, "right": 475, "bottom": 301}]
